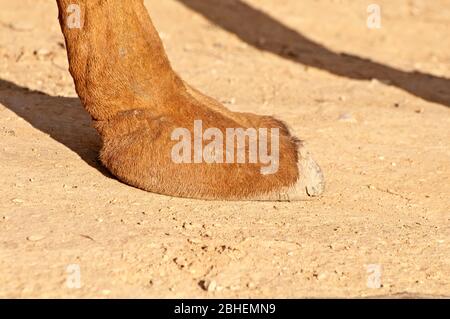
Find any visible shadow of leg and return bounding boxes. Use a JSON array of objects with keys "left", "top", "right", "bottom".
[
  {"left": 177, "top": 0, "right": 450, "bottom": 108},
  {"left": 0, "top": 78, "right": 110, "bottom": 176}
]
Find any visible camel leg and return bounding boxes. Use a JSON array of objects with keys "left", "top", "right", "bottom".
[{"left": 55, "top": 0, "right": 325, "bottom": 201}]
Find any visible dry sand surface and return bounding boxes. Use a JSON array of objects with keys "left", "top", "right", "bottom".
[{"left": 0, "top": 0, "right": 449, "bottom": 298}]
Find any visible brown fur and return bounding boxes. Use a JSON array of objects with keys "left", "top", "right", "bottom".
[{"left": 56, "top": 0, "right": 316, "bottom": 200}]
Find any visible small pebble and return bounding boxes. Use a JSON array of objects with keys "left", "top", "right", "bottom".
[
  {"left": 34, "top": 48, "right": 51, "bottom": 56},
  {"left": 27, "top": 235, "right": 45, "bottom": 242},
  {"left": 202, "top": 231, "right": 212, "bottom": 238},
  {"left": 247, "top": 282, "right": 256, "bottom": 289},
  {"left": 207, "top": 280, "right": 217, "bottom": 292},
  {"left": 317, "top": 273, "right": 327, "bottom": 280},
  {"left": 200, "top": 279, "right": 217, "bottom": 292},
  {"left": 338, "top": 113, "right": 357, "bottom": 123},
  {"left": 182, "top": 222, "right": 194, "bottom": 230}
]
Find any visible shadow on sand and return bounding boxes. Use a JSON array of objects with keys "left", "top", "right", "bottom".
[
  {"left": 177, "top": 0, "right": 450, "bottom": 108},
  {"left": 0, "top": 78, "right": 110, "bottom": 176}
]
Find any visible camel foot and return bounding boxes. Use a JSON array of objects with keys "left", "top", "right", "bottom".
[
  {"left": 56, "top": 0, "right": 325, "bottom": 201},
  {"left": 96, "top": 107, "right": 325, "bottom": 201}
]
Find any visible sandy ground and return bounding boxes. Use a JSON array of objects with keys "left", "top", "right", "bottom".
[{"left": 0, "top": 0, "right": 449, "bottom": 298}]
